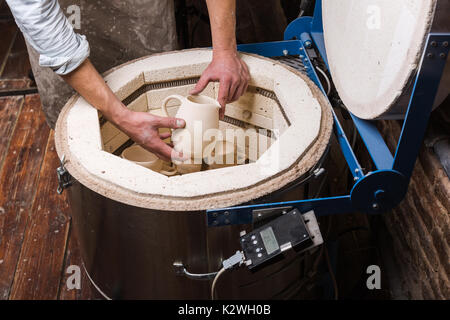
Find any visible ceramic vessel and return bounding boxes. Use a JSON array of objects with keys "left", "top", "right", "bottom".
[
  {"left": 161, "top": 94, "right": 220, "bottom": 161},
  {"left": 121, "top": 145, "right": 177, "bottom": 176}
]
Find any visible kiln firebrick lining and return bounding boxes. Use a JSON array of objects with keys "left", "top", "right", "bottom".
[{"left": 55, "top": 49, "right": 333, "bottom": 211}]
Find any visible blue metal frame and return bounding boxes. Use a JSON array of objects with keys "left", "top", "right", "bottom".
[{"left": 206, "top": 2, "right": 449, "bottom": 227}]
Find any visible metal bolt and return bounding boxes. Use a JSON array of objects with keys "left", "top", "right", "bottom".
[
  {"left": 224, "top": 211, "right": 230, "bottom": 216},
  {"left": 355, "top": 168, "right": 360, "bottom": 173},
  {"left": 440, "top": 53, "right": 446, "bottom": 59},
  {"left": 299, "top": 55, "right": 305, "bottom": 59},
  {"left": 212, "top": 212, "right": 218, "bottom": 217},
  {"left": 427, "top": 53, "right": 434, "bottom": 58},
  {"left": 212, "top": 220, "right": 218, "bottom": 226},
  {"left": 283, "top": 49, "right": 288, "bottom": 56},
  {"left": 431, "top": 41, "right": 437, "bottom": 47},
  {"left": 443, "top": 41, "right": 448, "bottom": 47},
  {"left": 372, "top": 203, "right": 379, "bottom": 210}
]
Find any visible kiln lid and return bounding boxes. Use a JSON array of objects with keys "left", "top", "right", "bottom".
[{"left": 322, "top": 0, "right": 443, "bottom": 119}]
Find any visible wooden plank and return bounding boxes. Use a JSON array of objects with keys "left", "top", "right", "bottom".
[
  {"left": 2, "top": 32, "right": 32, "bottom": 80},
  {"left": 0, "top": 96, "right": 23, "bottom": 169},
  {"left": 58, "top": 225, "right": 103, "bottom": 300},
  {"left": 0, "top": 79, "right": 34, "bottom": 91},
  {"left": 0, "top": 21, "right": 18, "bottom": 76},
  {"left": 9, "top": 132, "right": 71, "bottom": 299},
  {"left": 0, "top": 94, "right": 50, "bottom": 299}
]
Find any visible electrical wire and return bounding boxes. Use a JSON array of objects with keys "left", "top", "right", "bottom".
[
  {"left": 324, "top": 245, "right": 339, "bottom": 300},
  {"left": 211, "top": 267, "right": 226, "bottom": 300},
  {"left": 315, "top": 66, "right": 331, "bottom": 96}
]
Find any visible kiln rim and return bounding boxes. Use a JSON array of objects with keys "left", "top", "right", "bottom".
[{"left": 55, "top": 49, "right": 333, "bottom": 211}]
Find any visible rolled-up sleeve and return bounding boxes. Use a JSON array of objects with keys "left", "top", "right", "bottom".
[{"left": 6, "top": 0, "right": 90, "bottom": 74}]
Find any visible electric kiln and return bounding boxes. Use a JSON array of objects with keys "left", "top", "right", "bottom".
[{"left": 54, "top": 0, "right": 449, "bottom": 299}]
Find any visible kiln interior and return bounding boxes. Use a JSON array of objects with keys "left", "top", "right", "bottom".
[{"left": 99, "top": 78, "right": 291, "bottom": 171}]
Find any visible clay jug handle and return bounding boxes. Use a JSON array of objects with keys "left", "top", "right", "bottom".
[{"left": 161, "top": 94, "right": 184, "bottom": 117}]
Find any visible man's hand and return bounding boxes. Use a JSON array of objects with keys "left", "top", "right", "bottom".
[
  {"left": 190, "top": 50, "right": 249, "bottom": 118},
  {"left": 115, "top": 109, "right": 186, "bottom": 162},
  {"left": 197, "top": 0, "right": 249, "bottom": 119},
  {"left": 62, "top": 59, "right": 187, "bottom": 162}
]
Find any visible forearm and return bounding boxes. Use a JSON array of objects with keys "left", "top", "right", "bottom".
[
  {"left": 205, "top": 0, "right": 237, "bottom": 55},
  {"left": 61, "top": 59, "right": 129, "bottom": 126}
]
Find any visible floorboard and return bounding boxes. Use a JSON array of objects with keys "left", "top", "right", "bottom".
[
  {"left": 2, "top": 32, "right": 32, "bottom": 80},
  {"left": 0, "top": 94, "right": 50, "bottom": 299},
  {"left": 0, "top": 96, "right": 23, "bottom": 168},
  {"left": 0, "top": 20, "right": 18, "bottom": 76},
  {"left": 9, "top": 132, "right": 71, "bottom": 299}
]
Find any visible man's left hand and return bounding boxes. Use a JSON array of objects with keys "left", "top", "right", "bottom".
[{"left": 190, "top": 50, "right": 250, "bottom": 118}]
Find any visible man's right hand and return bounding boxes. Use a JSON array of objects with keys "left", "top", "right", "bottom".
[{"left": 114, "top": 108, "right": 187, "bottom": 162}]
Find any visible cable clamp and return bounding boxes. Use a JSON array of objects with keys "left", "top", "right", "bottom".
[
  {"left": 222, "top": 251, "right": 246, "bottom": 270},
  {"left": 56, "top": 155, "right": 73, "bottom": 194}
]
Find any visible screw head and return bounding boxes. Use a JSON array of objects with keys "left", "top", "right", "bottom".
[
  {"left": 282, "top": 49, "right": 288, "bottom": 56},
  {"left": 431, "top": 41, "right": 437, "bottom": 47},
  {"left": 427, "top": 53, "right": 434, "bottom": 58},
  {"left": 443, "top": 41, "right": 448, "bottom": 47},
  {"left": 440, "top": 53, "right": 446, "bottom": 59},
  {"left": 224, "top": 211, "right": 230, "bottom": 216},
  {"left": 372, "top": 203, "right": 379, "bottom": 210}
]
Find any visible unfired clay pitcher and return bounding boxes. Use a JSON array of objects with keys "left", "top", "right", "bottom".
[{"left": 161, "top": 94, "right": 220, "bottom": 161}]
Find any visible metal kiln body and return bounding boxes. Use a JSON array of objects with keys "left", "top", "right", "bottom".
[
  {"left": 55, "top": 51, "right": 333, "bottom": 299},
  {"left": 67, "top": 181, "right": 321, "bottom": 299}
]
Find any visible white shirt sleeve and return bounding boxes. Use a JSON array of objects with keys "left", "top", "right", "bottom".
[{"left": 6, "top": 0, "right": 90, "bottom": 75}]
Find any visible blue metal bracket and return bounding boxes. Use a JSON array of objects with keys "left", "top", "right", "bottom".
[
  {"left": 393, "top": 34, "right": 449, "bottom": 180},
  {"left": 207, "top": 6, "right": 449, "bottom": 227}
]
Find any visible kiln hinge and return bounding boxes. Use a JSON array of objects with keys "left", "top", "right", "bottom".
[{"left": 56, "top": 155, "right": 73, "bottom": 194}]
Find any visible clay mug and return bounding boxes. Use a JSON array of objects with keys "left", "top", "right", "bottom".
[
  {"left": 161, "top": 94, "right": 220, "bottom": 161},
  {"left": 121, "top": 145, "right": 177, "bottom": 176}
]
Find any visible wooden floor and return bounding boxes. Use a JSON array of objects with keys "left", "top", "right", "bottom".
[{"left": 0, "top": 2, "right": 102, "bottom": 300}]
